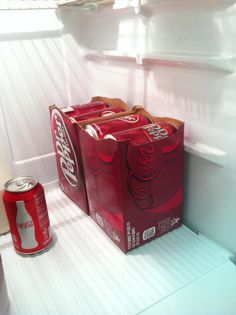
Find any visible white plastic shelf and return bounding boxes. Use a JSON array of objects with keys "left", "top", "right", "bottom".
[
  {"left": 0, "top": 0, "right": 58, "bottom": 10},
  {"left": 57, "top": 0, "right": 236, "bottom": 11},
  {"left": 0, "top": 186, "right": 233, "bottom": 315},
  {"left": 184, "top": 138, "right": 226, "bottom": 167},
  {"left": 140, "top": 260, "right": 236, "bottom": 315},
  {"left": 57, "top": 0, "right": 114, "bottom": 6},
  {"left": 1, "top": 0, "right": 234, "bottom": 10},
  {"left": 145, "top": 52, "right": 236, "bottom": 73},
  {"left": 85, "top": 51, "right": 236, "bottom": 73}
]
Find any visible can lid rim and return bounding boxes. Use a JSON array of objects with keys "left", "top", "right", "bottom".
[
  {"left": 104, "top": 134, "right": 117, "bottom": 141},
  {"left": 4, "top": 176, "right": 38, "bottom": 193},
  {"left": 85, "top": 125, "right": 99, "bottom": 140}
]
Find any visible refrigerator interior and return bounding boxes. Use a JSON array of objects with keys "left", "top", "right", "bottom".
[{"left": 0, "top": 1, "right": 236, "bottom": 314}]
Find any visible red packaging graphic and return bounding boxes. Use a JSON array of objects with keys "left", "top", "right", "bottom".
[
  {"left": 79, "top": 108, "right": 184, "bottom": 252},
  {"left": 49, "top": 97, "right": 129, "bottom": 213},
  {"left": 3, "top": 176, "right": 52, "bottom": 254},
  {"left": 50, "top": 106, "right": 88, "bottom": 211}
]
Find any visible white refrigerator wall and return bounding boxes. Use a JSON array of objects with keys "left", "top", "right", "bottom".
[
  {"left": 0, "top": 8, "right": 93, "bottom": 184},
  {"left": 0, "top": 4, "right": 236, "bottom": 258}
]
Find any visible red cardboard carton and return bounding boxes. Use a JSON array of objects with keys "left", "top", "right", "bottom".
[
  {"left": 49, "top": 97, "right": 129, "bottom": 213},
  {"left": 78, "top": 108, "right": 184, "bottom": 251}
]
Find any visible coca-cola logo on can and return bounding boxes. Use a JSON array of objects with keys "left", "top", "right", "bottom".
[
  {"left": 51, "top": 109, "right": 79, "bottom": 187},
  {"left": 17, "top": 221, "right": 34, "bottom": 229}
]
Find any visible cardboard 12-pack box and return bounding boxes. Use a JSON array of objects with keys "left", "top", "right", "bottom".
[
  {"left": 78, "top": 106, "right": 184, "bottom": 252},
  {"left": 49, "top": 97, "right": 129, "bottom": 213}
]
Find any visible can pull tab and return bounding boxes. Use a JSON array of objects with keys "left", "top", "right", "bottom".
[{"left": 16, "top": 180, "right": 33, "bottom": 191}]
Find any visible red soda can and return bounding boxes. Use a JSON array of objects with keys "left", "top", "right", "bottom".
[
  {"left": 85, "top": 114, "right": 152, "bottom": 139},
  {"left": 61, "top": 101, "right": 111, "bottom": 118},
  {"left": 73, "top": 106, "right": 125, "bottom": 122},
  {"left": 104, "top": 122, "right": 177, "bottom": 143},
  {"left": 3, "top": 176, "right": 52, "bottom": 255}
]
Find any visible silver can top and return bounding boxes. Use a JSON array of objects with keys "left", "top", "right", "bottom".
[{"left": 4, "top": 176, "right": 38, "bottom": 193}]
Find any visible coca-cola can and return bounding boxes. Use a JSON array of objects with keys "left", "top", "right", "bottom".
[
  {"left": 73, "top": 106, "right": 125, "bottom": 122},
  {"left": 104, "top": 122, "right": 177, "bottom": 143},
  {"left": 2, "top": 176, "right": 52, "bottom": 255},
  {"left": 61, "top": 101, "right": 111, "bottom": 118},
  {"left": 85, "top": 114, "right": 152, "bottom": 140}
]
